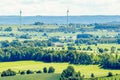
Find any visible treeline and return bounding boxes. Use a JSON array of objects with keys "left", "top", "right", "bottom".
[
  {"left": 94, "top": 23, "right": 120, "bottom": 30},
  {"left": 0, "top": 47, "right": 120, "bottom": 69},
  {"left": 18, "top": 25, "right": 76, "bottom": 33},
  {"left": 0, "top": 40, "right": 51, "bottom": 48},
  {"left": 1, "top": 66, "right": 55, "bottom": 77}
]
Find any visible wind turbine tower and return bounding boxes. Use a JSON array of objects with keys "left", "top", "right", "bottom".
[
  {"left": 20, "top": 10, "right": 22, "bottom": 28},
  {"left": 67, "top": 9, "right": 69, "bottom": 28}
]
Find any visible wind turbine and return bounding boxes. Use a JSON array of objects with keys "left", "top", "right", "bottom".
[
  {"left": 66, "top": 9, "right": 69, "bottom": 32},
  {"left": 67, "top": 9, "right": 69, "bottom": 28},
  {"left": 20, "top": 10, "right": 22, "bottom": 28}
]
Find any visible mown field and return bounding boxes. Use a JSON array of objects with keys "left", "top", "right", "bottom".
[
  {"left": 0, "top": 73, "right": 60, "bottom": 80},
  {"left": 0, "top": 73, "right": 120, "bottom": 80},
  {"left": 0, "top": 61, "right": 119, "bottom": 78}
]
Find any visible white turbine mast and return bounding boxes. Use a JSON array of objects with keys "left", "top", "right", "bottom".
[{"left": 20, "top": 10, "right": 22, "bottom": 28}]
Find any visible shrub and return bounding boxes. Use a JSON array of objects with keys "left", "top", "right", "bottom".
[
  {"left": 91, "top": 73, "right": 95, "bottom": 78},
  {"left": 4, "top": 27, "right": 12, "bottom": 31},
  {"left": 43, "top": 67, "right": 47, "bottom": 73},
  {"left": 19, "top": 34, "right": 31, "bottom": 39},
  {"left": 36, "top": 70, "right": 42, "bottom": 74},
  {"left": 107, "top": 72, "right": 113, "bottom": 77},
  {"left": 98, "top": 48, "right": 104, "bottom": 53},
  {"left": 61, "top": 66, "right": 75, "bottom": 78},
  {"left": 68, "top": 46, "right": 76, "bottom": 50},
  {"left": 48, "top": 66, "right": 55, "bottom": 73},
  {"left": 26, "top": 70, "right": 34, "bottom": 74},
  {"left": 20, "top": 71, "right": 25, "bottom": 75},
  {"left": 1, "top": 69, "right": 16, "bottom": 77},
  {"left": 33, "top": 22, "right": 44, "bottom": 25}
]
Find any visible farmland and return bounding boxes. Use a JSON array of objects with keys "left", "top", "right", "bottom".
[
  {"left": 0, "top": 73, "right": 120, "bottom": 80},
  {"left": 0, "top": 73, "right": 60, "bottom": 80},
  {"left": 0, "top": 24, "right": 118, "bottom": 41},
  {"left": 0, "top": 23, "right": 120, "bottom": 80},
  {"left": 0, "top": 61, "right": 119, "bottom": 78}
]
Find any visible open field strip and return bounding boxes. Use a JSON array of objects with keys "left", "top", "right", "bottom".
[
  {"left": 0, "top": 61, "right": 119, "bottom": 78},
  {"left": 0, "top": 73, "right": 60, "bottom": 80}
]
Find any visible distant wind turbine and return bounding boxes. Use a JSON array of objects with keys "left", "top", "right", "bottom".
[
  {"left": 67, "top": 9, "right": 69, "bottom": 27},
  {"left": 20, "top": 10, "right": 22, "bottom": 28},
  {"left": 66, "top": 9, "right": 69, "bottom": 32}
]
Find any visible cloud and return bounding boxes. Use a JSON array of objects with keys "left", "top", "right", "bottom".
[{"left": 0, "top": 0, "right": 120, "bottom": 15}]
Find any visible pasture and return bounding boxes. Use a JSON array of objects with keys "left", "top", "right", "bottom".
[
  {"left": 0, "top": 61, "right": 119, "bottom": 78},
  {"left": 0, "top": 74, "right": 120, "bottom": 80},
  {"left": 0, "top": 73, "right": 60, "bottom": 80}
]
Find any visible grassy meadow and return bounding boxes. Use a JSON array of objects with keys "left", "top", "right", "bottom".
[
  {"left": 0, "top": 61, "right": 119, "bottom": 78},
  {"left": 0, "top": 73, "right": 60, "bottom": 80},
  {"left": 0, "top": 73, "right": 120, "bottom": 80}
]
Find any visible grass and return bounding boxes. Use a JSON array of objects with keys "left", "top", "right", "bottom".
[
  {"left": 0, "top": 73, "right": 60, "bottom": 80},
  {"left": 97, "top": 75, "right": 120, "bottom": 80},
  {"left": 0, "top": 61, "right": 120, "bottom": 78},
  {"left": 0, "top": 74, "right": 120, "bottom": 80},
  {"left": 86, "top": 30, "right": 118, "bottom": 37}
]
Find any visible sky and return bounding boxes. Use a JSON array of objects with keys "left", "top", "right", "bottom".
[{"left": 0, "top": 0, "right": 120, "bottom": 16}]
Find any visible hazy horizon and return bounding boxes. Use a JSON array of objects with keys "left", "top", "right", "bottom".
[{"left": 0, "top": 14, "right": 120, "bottom": 17}]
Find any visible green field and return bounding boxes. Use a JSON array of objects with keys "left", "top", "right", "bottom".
[
  {"left": 0, "top": 61, "right": 119, "bottom": 78},
  {"left": 0, "top": 73, "right": 60, "bottom": 80},
  {"left": 0, "top": 24, "right": 118, "bottom": 42},
  {"left": 0, "top": 73, "right": 120, "bottom": 80}
]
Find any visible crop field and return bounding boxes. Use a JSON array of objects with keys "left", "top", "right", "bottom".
[{"left": 0, "top": 61, "right": 119, "bottom": 78}]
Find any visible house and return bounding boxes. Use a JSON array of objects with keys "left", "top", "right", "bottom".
[{"left": 52, "top": 42, "right": 64, "bottom": 47}]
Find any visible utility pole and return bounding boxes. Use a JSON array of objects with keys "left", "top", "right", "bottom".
[{"left": 20, "top": 10, "right": 22, "bottom": 28}]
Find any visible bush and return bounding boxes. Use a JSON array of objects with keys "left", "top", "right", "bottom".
[
  {"left": 68, "top": 46, "right": 76, "bottom": 50},
  {"left": 60, "top": 66, "right": 84, "bottom": 80},
  {"left": 1, "top": 69, "right": 16, "bottom": 77},
  {"left": 19, "top": 34, "right": 31, "bottom": 39},
  {"left": 98, "top": 48, "right": 104, "bottom": 53},
  {"left": 33, "top": 22, "right": 44, "bottom": 25},
  {"left": 61, "top": 66, "right": 75, "bottom": 78},
  {"left": 36, "top": 70, "right": 42, "bottom": 74},
  {"left": 4, "top": 27, "right": 12, "bottom": 31},
  {"left": 20, "top": 71, "right": 25, "bottom": 75},
  {"left": 107, "top": 72, "right": 113, "bottom": 77},
  {"left": 26, "top": 70, "right": 34, "bottom": 74},
  {"left": 43, "top": 67, "right": 47, "bottom": 73},
  {"left": 48, "top": 66, "right": 55, "bottom": 73},
  {"left": 91, "top": 73, "right": 95, "bottom": 78}
]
